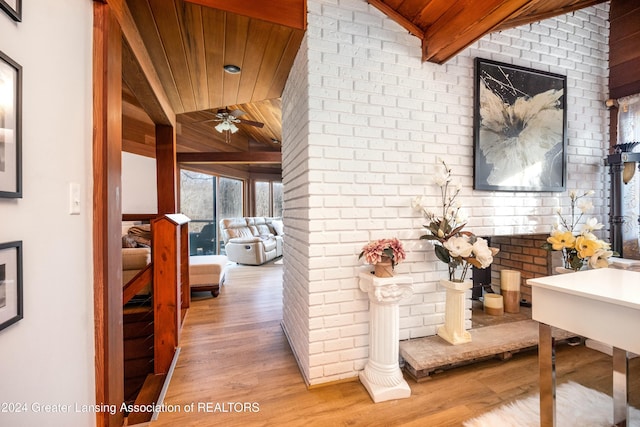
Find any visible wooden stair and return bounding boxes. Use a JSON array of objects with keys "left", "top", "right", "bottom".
[
  {"left": 125, "top": 373, "right": 166, "bottom": 425},
  {"left": 123, "top": 306, "right": 154, "bottom": 404}
]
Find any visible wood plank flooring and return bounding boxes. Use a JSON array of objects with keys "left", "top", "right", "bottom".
[{"left": 152, "top": 262, "right": 640, "bottom": 426}]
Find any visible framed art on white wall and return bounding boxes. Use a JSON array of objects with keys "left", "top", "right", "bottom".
[
  {"left": 0, "top": 0, "right": 20, "bottom": 22},
  {"left": 0, "top": 241, "right": 23, "bottom": 333},
  {"left": 0, "top": 50, "right": 22, "bottom": 198},
  {"left": 473, "top": 58, "right": 567, "bottom": 192}
]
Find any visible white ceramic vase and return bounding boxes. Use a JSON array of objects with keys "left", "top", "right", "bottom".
[{"left": 437, "top": 279, "right": 472, "bottom": 345}]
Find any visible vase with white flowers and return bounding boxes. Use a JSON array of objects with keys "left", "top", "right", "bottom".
[
  {"left": 412, "top": 159, "right": 499, "bottom": 283},
  {"left": 413, "top": 159, "right": 499, "bottom": 345},
  {"left": 542, "top": 190, "right": 614, "bottom": 272}
]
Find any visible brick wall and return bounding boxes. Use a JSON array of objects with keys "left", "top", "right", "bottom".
[
  {"left": 489, "top": 234, "right": 563, "bottom": 304},
  {"left": 281, "top": 0, "right": 610, "bottom": 386}
]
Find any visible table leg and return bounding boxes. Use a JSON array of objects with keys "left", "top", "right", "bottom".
[
  {"left": 539, "top": 322, "right": 556, "bottom": 427},
  {"left": 613, "top": 347, "right": 629, "bottom": 427}
]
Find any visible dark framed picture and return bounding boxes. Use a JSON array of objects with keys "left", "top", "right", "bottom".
[
  {"left": 473, "top": 58, "right": 566, "bottom": 192},
  {"left": 0, "top": 241, "right": 23, "bottom": 333},
  {"left": 0, "top": 50, "right": 22, "bottom": 198},
  {"left": 0, "top": 0, "right": 20, "bottom": 22}
]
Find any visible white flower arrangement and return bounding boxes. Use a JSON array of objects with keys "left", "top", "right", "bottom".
[{"left": 413, "top": 159, "right": 499, "bottom": 282}]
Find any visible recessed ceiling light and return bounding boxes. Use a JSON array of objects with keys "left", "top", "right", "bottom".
[{"left": 223, "top": 64, "right": 241, "bottom": 74}]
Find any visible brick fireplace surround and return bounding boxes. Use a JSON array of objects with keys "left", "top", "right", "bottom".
[{"left": 482, "top": 234, "right": 562, "bottom": 305}]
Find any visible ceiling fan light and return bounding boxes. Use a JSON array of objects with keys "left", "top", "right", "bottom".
[
  {"left": 223, "top": 64, "right": 241, "bottom": 74},
  {"left": 229, "top": 123, "right": 239, "bottom": 133},
  {"left": 215, "top": 122, "right": 227, "bottom": 133}
]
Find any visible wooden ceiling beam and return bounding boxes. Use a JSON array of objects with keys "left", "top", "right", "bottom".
[
  {"left": 368, "top": 0, "right": 425, "bottom": 39},
  {"left": 422, "top": 0, "right": 530, "bottom": 64},
  {"left": 183, "top": 0, "right": 307, "bottom": 30},
  {"left": 177, "top": 151, "right": 282, "bottom": 164},
  {"left": 106, "top": 0, "right": 175, "bottom": 126},
  {"left": 493, "top": 0, "right": 608, "bottom": 32}
]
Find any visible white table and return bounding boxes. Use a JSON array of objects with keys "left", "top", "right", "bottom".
[{"left": 528, "top": 268, "right": 640, "bottom": 427}]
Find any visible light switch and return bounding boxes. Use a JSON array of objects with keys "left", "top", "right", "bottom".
[{"left": 69, "top": 182, "right": 80, "bottom": 215}]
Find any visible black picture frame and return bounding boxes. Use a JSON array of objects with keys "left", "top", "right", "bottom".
[
  {"left": 473, "top": 58, "right": 567, "bottom": 192},
  {"left": 0, "top": 0, "right": 20, "bottom": 22},
  {"left": 0, "top": 241, "right": 23, "bottom": 333},
  {"left": 0, "top": 50, "right": 22, "bottom": 198}
]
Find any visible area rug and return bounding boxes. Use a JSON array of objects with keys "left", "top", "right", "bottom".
[{"left": 464, "top": 382, "right": 640, "bottom": 427}]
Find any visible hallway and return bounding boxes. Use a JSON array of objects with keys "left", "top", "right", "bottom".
[{"left": 151, "top": 262, "right": 638, "bottom": 426}]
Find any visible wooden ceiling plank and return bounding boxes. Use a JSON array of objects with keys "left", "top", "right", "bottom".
[
  {"left": 147, "top": 0, "right": 197, "bottom": 113},
  {"left": 175, "top": 0, "right": 209, "bottom": 111},
  {"left": 124, "top": 0, "right": 183, "bottom": 116},
  {"left": 413, "top": 0, "right": 455, "bottom": 28},
  {"left": 109, "top": 0, "right": 176, "bottom": 125},
  {"left": 183, "top": 0, "right": 306, "bottom": 30},
  {"left": 122, "top": 41, "right": 174, "bottom": 125},
  {"left": 368, "top": 0, "right": 425, "bottom": 38},
  {"left": 222, "top": 13, "right": 250, "bottom": 107},
  {"left": 265, "top": 29, "right": 305, "bottom": 101},
  {"left": 252, "top": 25, "right": 298, "bottom": 102},
  {"left": 202, "top": 7, "right": 226, "bottom": 111},
  {"left": 177, "top": 151, "right": 282, "bottom": 164},
  {"left": 236, "top": 19, "right": 276, "bottom": 104}
]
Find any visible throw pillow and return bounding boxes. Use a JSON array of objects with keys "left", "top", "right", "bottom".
[{"left": 272, "top": 220, "right": 284, "bottom": 236}]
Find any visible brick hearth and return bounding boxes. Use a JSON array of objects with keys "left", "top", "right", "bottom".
[{"left": 489, "top": 234, "right": 562, "bottom": 304}]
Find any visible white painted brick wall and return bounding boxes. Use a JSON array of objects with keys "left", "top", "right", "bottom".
[{"left": 282, "top": 0, "right": 610, "bottom": 386}]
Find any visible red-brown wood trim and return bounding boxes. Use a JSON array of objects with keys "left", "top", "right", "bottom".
[
  {"left": 93, "top": 2, "right": 125, "bottom": 426},
  {"left": 156, "top": 124, "right": 178, "bottom": 215},
  {"left": 152, "top": 217, "right": 181, "bottom": 374},
  {"left": 177, "top": 151, "right": 282, "bottom": 164},
  {"left": 184, "top": 0, "right": 307, "bottom": 30},
  {"left": 122, "top": 213, "right": 158, "bottom": 222},
  {"left": 367, "top": 0, "right": 424, "bottom": 39},
  {"left": 122, "top": 265, "right": 153, "bottom": 305},
  {"left": 180, "top": 223, "right": 190, "bottom": 312}
]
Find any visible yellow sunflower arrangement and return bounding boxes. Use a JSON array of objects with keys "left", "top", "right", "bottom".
[{"left": 542, "top": 190, "right": 613, "bottom": 271}]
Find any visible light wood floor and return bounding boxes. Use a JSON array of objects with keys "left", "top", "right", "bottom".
[{"left": 152, "top": 262, "right": 640, "bottom": 426}]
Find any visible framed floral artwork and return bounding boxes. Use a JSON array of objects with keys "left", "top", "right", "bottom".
[
  {"left": 0, "top": 50, "right": 22, "bottom": 198},
  {"left": 473, "top": 58, "right": 566, "bottom": 192},
  {"left": 0, "top": 0, "right": 21, "bottom": 22},
  {"left": 0, "top": 241, "right": 22, "bottom": 333}
]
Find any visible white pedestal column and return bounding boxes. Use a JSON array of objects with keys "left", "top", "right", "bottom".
[
  {"left": 358, "top": 271, "right": 413, "bottom": 403},
  {"left": 437, "top": 279, "right": 472, "bottom": 345}
]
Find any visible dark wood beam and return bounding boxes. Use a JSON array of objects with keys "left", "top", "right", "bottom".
[
  {"left": 184, "top": 0, "right": 307, "bottom": 30},
  {"left": 156, "top": 125, "right": 178, "bottom": 214},
  {"left": 106, "top": 0, "right": 175, "bottom": 126},
  {"left": 177, "top": 151, "right": 282, "bottom": 164}
]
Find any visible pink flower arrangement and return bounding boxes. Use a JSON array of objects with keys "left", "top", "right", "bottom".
[{"left": 358, "top": 238, "right": 406, "bottom": 268}]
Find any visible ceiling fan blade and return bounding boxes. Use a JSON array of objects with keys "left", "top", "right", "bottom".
[
  {"left": 229, "top": 109, "right": 246, "bottom": 117},
  {"left": 238, "top": 118, "right": 264, "bottom": 128}
]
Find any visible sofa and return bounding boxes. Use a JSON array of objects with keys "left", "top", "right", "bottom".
[
  {"left": 122, "top": 223, "right": 152, "bottom": 297},
  {"left": 219, "top": 217, "right": 283, "bottom": 265}
]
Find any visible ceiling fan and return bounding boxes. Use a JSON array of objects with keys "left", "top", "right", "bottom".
[{"left": 198, "top": 108, "right": 264, "bottom": 142}]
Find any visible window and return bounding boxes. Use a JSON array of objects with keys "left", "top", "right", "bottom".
[
  {"left": 254, "top": 180, "right": 283, "bottom": 217},
  {"left": 617, "top": 94, "right": 640, "bottom": 145},
  {"left": 180, "top": 171, "right": 244, "bottom": 255},
  {"left": 219, "top": 177, "right": 243, "bottom": 219},
  {"left": 180, "top": 170, "right": 215, "bottom": 255}
]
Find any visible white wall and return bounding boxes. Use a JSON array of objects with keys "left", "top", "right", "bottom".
[
  {"left": 122, "top": 152, "right": 157, "bottom": 214},
  {"left": 0, "top": 1, "right": 95, "bottom": 425},
  {"left": 282, "top": 0, "right": 610, "bottom": 386}
]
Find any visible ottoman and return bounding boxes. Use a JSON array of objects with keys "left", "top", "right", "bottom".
[{"left": 189, "top": 255, "right": 228, "bottom": 297}]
